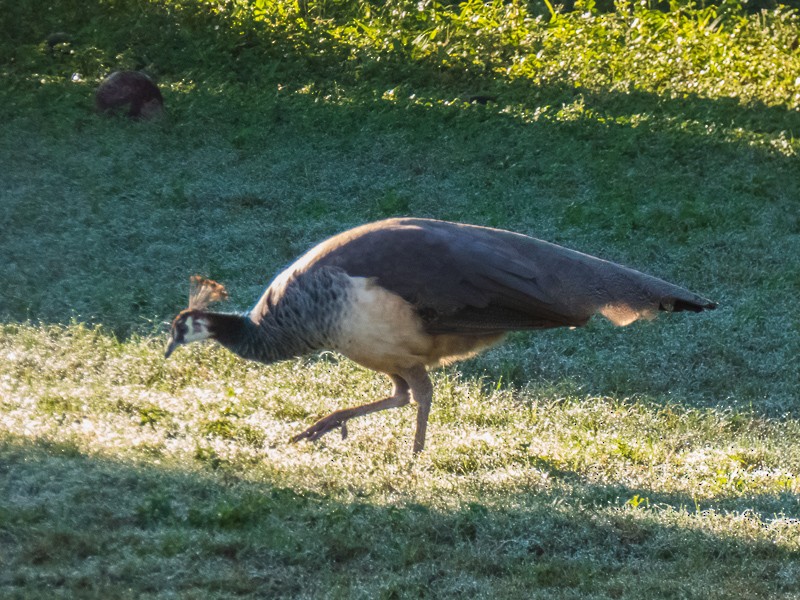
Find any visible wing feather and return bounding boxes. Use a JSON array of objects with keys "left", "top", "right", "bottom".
[{"left": 287, "top": 218, "right": 715, "bottom": 333}]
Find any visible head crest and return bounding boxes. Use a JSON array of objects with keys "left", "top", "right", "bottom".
[{"left": 188, "top": 275, "right": 229, "bottom": 310}]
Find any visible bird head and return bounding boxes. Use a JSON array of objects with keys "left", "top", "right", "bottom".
[
  {"left": 164, "top": 309, "right": 215, "bottom": 358},
  {"left": 165, "top": 276, "right": 228, "bottom": 358}
]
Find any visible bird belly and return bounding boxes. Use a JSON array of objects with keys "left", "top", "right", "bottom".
[
  {"left": 331, "top": 277, "right": 505, "bottom": 373},
  {"left": 425, "top": 331, "right": 506, "bottom": 367}
]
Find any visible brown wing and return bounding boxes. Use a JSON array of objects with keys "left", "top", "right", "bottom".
[{"left": 293, "top": 218, "right": 716, "bottom": 334}]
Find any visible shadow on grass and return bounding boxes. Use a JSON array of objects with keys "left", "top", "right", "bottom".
[
  {"left": 1, "top": 434, "right": 797, "bottom": 598},
  {"left": 3, "top": 76, "right": 796, "bottom": 323}
]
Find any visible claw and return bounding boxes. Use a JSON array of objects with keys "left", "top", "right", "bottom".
[{"left": 290, "top": 412, "right": 348, "bottom": 444}]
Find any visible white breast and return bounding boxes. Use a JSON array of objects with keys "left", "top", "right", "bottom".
[
  {"left": 332, "top": 277, "right": 432, "bottom": 372},
  {"left": 331, "top": 276, "right": 505, "bottom": 373}
]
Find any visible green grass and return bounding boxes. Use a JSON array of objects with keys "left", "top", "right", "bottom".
[{"left": 1, "top": 0, "right": 800, "bottom": 597}]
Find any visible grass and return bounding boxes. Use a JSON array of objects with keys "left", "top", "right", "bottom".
[
  {"left": 3, "top": 325, "right": 800, "bottom": 598},
  {"left": 1, "top": 0, "right": 800, "bottom": 597}
]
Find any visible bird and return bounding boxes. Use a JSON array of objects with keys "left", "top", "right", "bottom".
[
  {"left": 95, "top": 71, "right": 164, "bottom": 120},
  {"left": 165, "top": 217, "right": 716, "bottom": 453}
]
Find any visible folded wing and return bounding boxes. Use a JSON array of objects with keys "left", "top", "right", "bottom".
[{"left": 299, "top": 218, "right": 717, "bottom": 334}]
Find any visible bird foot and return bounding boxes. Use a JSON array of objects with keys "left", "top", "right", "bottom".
[{"left": 290, "top": 411, "right": 349, "bottom": 444}]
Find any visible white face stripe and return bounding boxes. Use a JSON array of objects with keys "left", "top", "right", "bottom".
[{"left": 182, "top": 315, "right": 213, "bottom": 343}]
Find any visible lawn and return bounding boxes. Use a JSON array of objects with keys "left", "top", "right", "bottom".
[{"left": 1, "top": 0, "right": 799, "bottom": 597}]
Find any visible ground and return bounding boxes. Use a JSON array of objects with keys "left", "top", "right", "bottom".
[{"left": 1, "top": 0, "right": 799, "bottom": 597}]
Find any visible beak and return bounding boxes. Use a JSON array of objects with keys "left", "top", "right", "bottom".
[{"left": 164, "top": 336, "right": 178, "bottom": 359}]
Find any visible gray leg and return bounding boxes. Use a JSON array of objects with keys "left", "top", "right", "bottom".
[
  {"left": 404, "top": 366, "right": 434, "bottom": 454},
  {"left": 290, "top": 374, "right": 411, "bottom": 444}
]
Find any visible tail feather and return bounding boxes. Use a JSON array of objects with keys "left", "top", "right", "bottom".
[{"left": 662, "top": 297, "right": 717, "bottom": 313}]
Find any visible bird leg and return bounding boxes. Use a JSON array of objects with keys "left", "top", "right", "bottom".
[
  {"left": 406, "top": 367, "right": 434, "bottom": 454},
  {"left": 290, "top": 374, "right": 410, "bottom": 445}
]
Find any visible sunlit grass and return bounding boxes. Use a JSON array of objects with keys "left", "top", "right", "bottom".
[{"left": 3, "top": 322, "right": 799, "bottom": 506}]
